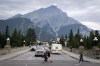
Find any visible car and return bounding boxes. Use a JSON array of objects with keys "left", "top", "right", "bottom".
[
  {"left": 35, "top": 46, "right": 45, "bottom": 57},
  {"left": 30, "top": 46, "right": 36, "bottom": 51},
  {"left": 43, "top": 46, "right": 50, "bottom": 51},
  {"left": 51, "top": 44, "right": 62, "bottom": 54}
]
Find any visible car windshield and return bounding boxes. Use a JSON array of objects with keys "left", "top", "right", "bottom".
[{"left": 36, "top": 46, "right": 44, "bottom": 50}]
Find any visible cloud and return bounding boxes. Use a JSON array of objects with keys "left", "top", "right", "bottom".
[
  {"left": 81, "top": 22, "right": 100, "bottom": 30},
  {"left": 0, "top": 0, "right": 100, "bottom": 24}
]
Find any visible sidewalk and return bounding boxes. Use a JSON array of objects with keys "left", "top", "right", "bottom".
[
  {"left": 0, "top": 47, "right": 30, "bottom": 61},
  {"left": 62, "top": 50, "right": 100, "bottom": 64}
]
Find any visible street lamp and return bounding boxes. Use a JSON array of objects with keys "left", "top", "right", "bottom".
[
  {"left": 30, "top": 41, "right": 31, "bottom": 44},
  {"left": 7, "top": 38, "right": 10, "bottom": 45},
  {"left": 5, "top": 38, "right": 11, "bottom": 53},
  {"left": 93, "top": 37, "right": 98, "bottom": 46},
  {"left": 79, "top": 39, "right": 84, "bottom": 53},
  {"left": 53, "top": 41, "right": 55, "bottom": 44},
  {"left": 30, "top": 41, "right": 32, "bottom": 47},
  {"left": 93, "top": 37, "right": 100, "bottom": 59},
  {"left": 23, "top": 40, "right": 26, "bottom": 47},
  {"left": 57, "top": 38, "right": 60, "bottom": 43},
  {"left": 64, "top": 38, "right": 67, "bottom": 47},
  {"left": 64, "top": 41, "right": 67, "bottom": 47},
  {"left": 80, "top": 39, "right": 83, "bottom": 46}
]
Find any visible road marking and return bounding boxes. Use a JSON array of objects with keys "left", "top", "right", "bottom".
[
  {"left": 75, "top": 63, "right": 81, "bottom": 65},
  {"left": 26, "top": 64, "right": 27, "bottom": 66}
]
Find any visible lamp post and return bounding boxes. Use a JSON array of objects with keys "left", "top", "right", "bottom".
[
  {"left": 93, "top": 37, "right": 100, "bottom": 59},
  {"left": 64, "top": 40, "right": 67, "bottom": 47},
  {"left": 5, "top": 38, "right": 11, "bottom": 53},
  {"left": 93, "top": 37, "right": 98, "bottom": 46},
  {"left": 7, "top": 38, "right": 10, "bottom": 45},
  {"left": 80, "top": 39, "right": 83, "bottom": 46},
  {"left": 30, "top": 41, "right": 32, "bottom": 47},
  {"left": 79, "top": 39, "right": 84, "bottom": 53},
  {"left": 23, "top": 40, "right": 25, "bottom": 47},
  {"left": 57, "top": 38, "right": 60, "bottom": 43}
]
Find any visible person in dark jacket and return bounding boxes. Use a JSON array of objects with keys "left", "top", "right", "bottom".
[
  {"left": 79, "top": 51, "right": 84, "bottom": 63},
  {"left": 47, "top": 50, "right": 52, "bottom": 62},
  {"left": 43, "top": 51, "right": 48, "bottom": 62}
]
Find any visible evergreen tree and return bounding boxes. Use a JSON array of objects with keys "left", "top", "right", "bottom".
[
  {"left": 26, "top": 28, "right": 36, "bottom": 46},
  {"left": 0, "top": 31, "right": 3, "bottom": 48},
  {"left": 74, "top": 28, "right": 81, "bottom": 48},
  {"left": 5, "top": 25, "right": 10, "bottom": 38},
  {"left": 0, "top": 32, "right": 6, "bottom": 48},
  {"left": 68, "top": 29, "right": 74, "bottom": 47},
  {"left": 94, "top": 30, "right": 99, "bottom": 37},
  {"left": 94, "top": 30, "right": 99, "bottom": 46},
  {"left": 60, "top": 35, "right": 65, "bottom": 47},
  {"left": 17, "top": 30, "right": 22, "bottom": 47},
  {"left": 11, "top": 28, "right": 18, "bottom": 47},
  {"left": 88, "top": 31, "right": 95, "bottom": 49},
  {"left": 65, "top": 34, "right": 67, "bottom": 40},
  {"left": 83, "top": 35, "right": 87, "bottom": 49}
]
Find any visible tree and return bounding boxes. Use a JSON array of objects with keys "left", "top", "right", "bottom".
[
  {"left": 65, "top": 34, "right": 67, "bottom": 40},
  {"left": 60, "top": 35, "right": 65, "bottom": 47},
  {"left": 89, "top": 31, "right": 95, "bottom": 48},
  {"left": 5, "top": 25, "right": 10, "bottom": 38},
  {"left": 0, "top": 31, "right": 6, "bottom": 48},
  {"left": 26, "top": 28, "right": 36, "bottom": 46},
  {"left": 73, "top": 28, "right": 81, "bottom": 48},
  {"left": 11, "top": 28, "right": 19, "bottom": 47},
  {"left": 68, "top": 29, "right": 74, "bottom": 47},
  {"left": 94, "top": 30, "right": 99, "bottom": 45},
  {"left": 94, "top": 30, "right": 99, "bottom": 37}
]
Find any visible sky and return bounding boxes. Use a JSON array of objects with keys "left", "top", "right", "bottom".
[{"left": 0, "top": 0, "right": 100, "bottom": 30}]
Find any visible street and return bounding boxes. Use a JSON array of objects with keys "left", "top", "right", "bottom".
[{"left": 0, "top": 51, "right": 100, "bottom": 66}]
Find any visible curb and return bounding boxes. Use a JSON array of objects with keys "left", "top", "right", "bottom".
[
  {"left": 0, "top": 48, "right": 30, "bottom": 61},
  {"left": 62, "top": 50, "right": 100, "bottom": 64},
  {"left": 63, "top": 52, "right": 90, "bottom": 62}
]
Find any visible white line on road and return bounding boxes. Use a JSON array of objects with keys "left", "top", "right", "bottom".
[
  {"left": 75, "top": 63, "right": 81, "bottom": 65},
  {"left": 26, "top": 64, "right": 27, "bottom": 66}
]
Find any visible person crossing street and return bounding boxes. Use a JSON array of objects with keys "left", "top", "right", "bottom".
[{"left": 79, "top": 51, "right": 84, "bottom": 63}]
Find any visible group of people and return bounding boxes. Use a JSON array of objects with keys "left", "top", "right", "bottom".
[{"left": 42, "top": 50, "right": 52, "bottom": 62}]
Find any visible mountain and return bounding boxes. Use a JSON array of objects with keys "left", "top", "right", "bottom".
[
  {"left": 0, "top": 18, "right": 34, "bottom": 34},
  {"left": 0, "top": 5, "right": 92, "bottom": 41},
  {"left": 0, "top": 18, "right": 55, "bottom": 41},
  {"left": 22, "top": 5, "right": 91, "bottom": 36},
  {"left": 22, "top": 5, "right": 80, "bottom": 32}
]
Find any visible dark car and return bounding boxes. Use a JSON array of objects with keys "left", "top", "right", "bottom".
[{"left": 30, "top": 46, "right": 36, "bottom": 51}]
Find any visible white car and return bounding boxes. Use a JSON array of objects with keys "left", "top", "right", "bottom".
[
  {"left": 51, "top": 44, "right": 62, "bottom": 54},
  {"left": 30, "top": 46, "right": 36, "bottom": 51},
  {"left": 35, "top": 46, "right": 45, "bottom": 57}
]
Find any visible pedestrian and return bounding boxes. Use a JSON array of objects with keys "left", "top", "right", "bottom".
[
  {"left": 79, "top": 51, "right": 84, "bottom": 63},
  {"left": 47, "top": 50, "right": 52, "bottom": 62},
  {"left": 43, "top": 50, "right": 48, "bottom": 62}
]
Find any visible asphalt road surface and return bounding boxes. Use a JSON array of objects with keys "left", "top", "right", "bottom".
[{"left": 0, "top": 51, "right": 100, "bottom": 66}]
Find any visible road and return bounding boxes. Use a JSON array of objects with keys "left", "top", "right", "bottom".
[{"left": 0, "top": 51, "right": 100, "bottom": 66}]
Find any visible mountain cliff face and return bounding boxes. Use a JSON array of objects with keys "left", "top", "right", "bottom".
[
  {"left": 0, "top": 5, "right": 92, "bottom": 41},
  {"left": 22, "top": 5, "right": 91, "bottom": 36}
]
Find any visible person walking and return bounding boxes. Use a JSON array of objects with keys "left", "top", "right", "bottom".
[
  {"left": 47, "top": 50, "right": 52, "bottom": 62},
  {"left": 79, "top": 51, "right": 84, "bottom": 63}
]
